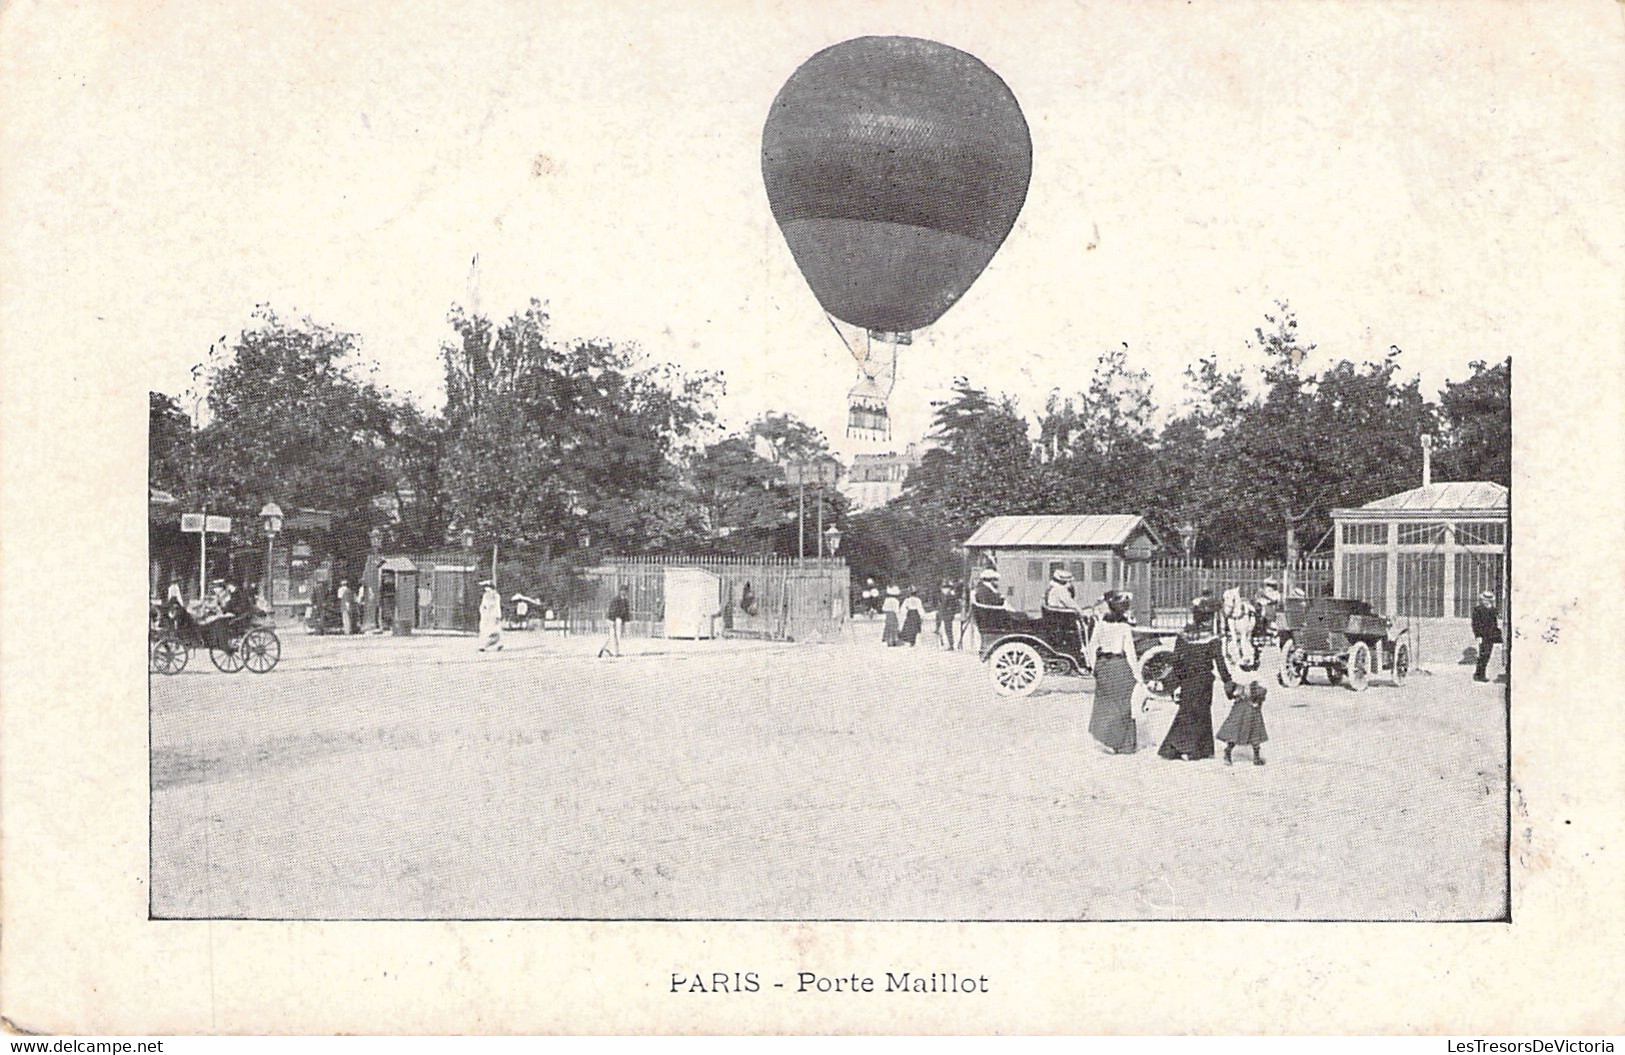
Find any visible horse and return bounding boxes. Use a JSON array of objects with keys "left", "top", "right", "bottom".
[{"left": 1220, "top": 587, "right": 1262, "bottom": 672}]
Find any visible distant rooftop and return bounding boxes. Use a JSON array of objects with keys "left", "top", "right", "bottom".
[
  {"left": 963, "top": 514, "right": 1157, "bottom": 549},
  {"left": 1337, "top": 481, "right": 1508, "bottom": 515}
]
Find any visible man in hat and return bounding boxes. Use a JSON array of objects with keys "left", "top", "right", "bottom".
[
  {"left": 478, "top": 579, "right": 503, "bottom": 652},
  {"left": 336, "top": 578, "right": 355, "bottom": 635},
  {"left": 972, "top": 568, "right": 1006, "bottom": 609},
  {"left": 935, "top": 578, "right": 962, "bottom": 650},
  {"left": 599, "top": 584, "right": 631, "bottom": 658},
  {"left": 1043, "top": 567, "right": 1088, "bottom": 655},
  {"left": 1471, "top": 589, "right": 1502, "bottom": 682}
]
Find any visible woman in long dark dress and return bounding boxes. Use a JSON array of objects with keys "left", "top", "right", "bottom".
[
  {"left": 1087, "top": 590, "right": 1143, "bottom": 754},
  {"left": 1158, "top": 597, "right": 1235, "bottom": 761}
]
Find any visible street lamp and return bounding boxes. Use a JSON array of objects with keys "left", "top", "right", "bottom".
[
  {"left": 461, "top": 527, "right": 476, "bottom": 550},
  {"left": 369, "top": 526, "right": 385, "bottom": 552},
  {"left": 258, "top": 501, "right": 283, "bottom": 609},
  {"left": 823, "top": 524, "right": 842, "bottom": 556}
]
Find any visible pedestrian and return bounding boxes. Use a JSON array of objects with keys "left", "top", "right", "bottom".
[
  {"left": 881, "top": 586, "right": 902, "bottom": 647},
  {"left": 861, "top": 577, "right": 881, "bottom": 618},
  {"left": 900, "top": 587, "right": 925, "bottom": 646},
  {"left": 478, "top": 579, "right": 503, "bottom": 652},
  {"left": 1087, "top": 590, "right": 1144, "bottom": 755},
  {"left": 1216, "top": 680, "right": 1270, "bottom": 766},
  {"left": 935, "top": 579, "right": 961, "bottom": 650},
  {"left": 337, "top": 579, "right": 355, "bottom": 635},
  {"left": 1471, "top": 590, "right": 1502, "bottom": 682},
  {"left": 353, "top": 581, "right": 368, "bottom": 633},
  {"left": 599, "top": 585, "right": 631, "bottom": 658},
  {"left": 1158, "top": 597, "right": 1235, "bottom": 762}
]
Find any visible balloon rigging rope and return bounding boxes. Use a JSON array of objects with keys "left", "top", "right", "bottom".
[{"left": 824, "top": 312, "right": 859, "bottom": 361}]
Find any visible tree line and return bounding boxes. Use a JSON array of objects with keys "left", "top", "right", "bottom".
[
  {"left": 149, "top": 299, "right": 1508, "bottom": 597},
  {"left": 148, "top": 301, "right": 846, "bottom": 596},
  {"left": 850, "top": 305, "right": 1508, "bottom": 590}
]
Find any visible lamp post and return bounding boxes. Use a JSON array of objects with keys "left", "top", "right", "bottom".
[
  {"left": 461, "top": 527, "right": 475, "bottom": 551},
  {"left": 823, "top": 524, "right": 842, "bottom": 556},
  {"left": 1177, "top": 521, "right": 1197, "bottom": 562},
  {"left": 258, "top": 501, "right": 283, "bottom": 611}
]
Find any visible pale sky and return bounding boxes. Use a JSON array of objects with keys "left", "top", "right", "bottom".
[{"left": 4, "top": 1, "right": 1622, "bottom": 461}]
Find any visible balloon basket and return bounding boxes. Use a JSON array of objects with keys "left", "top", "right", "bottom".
[{"left": 847, "top": 400, "right": 891, "bottom": 440}]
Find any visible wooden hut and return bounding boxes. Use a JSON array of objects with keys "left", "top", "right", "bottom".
[{"left": 961, "top": 515, "right": 1163, "bottom": 615}]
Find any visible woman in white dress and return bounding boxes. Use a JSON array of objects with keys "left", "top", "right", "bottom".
[{"left": 1086, "top": 590, "right": 1143, "bottom": 754}]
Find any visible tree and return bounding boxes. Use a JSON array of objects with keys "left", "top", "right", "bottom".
[
  {"left": 1434, "top": 358, "right": 1510, "bottom": 486},
  {"left": 437, "top": 299, "right": 722, "bottom": 557},
  {"left": 190, "top": 308, "right": 404, "bottom": 562},
  {"left": 897, "top": 377, "right": 1036, "bottom": 541},
  {"left": 747, "top": 411, "right": 830, "bottom": 466},
  {"left": 148, "top": 391, "right": 195, "bottom": 496},
  {"left": 1034, "top": 347, "right": 1159, "bottom": 516},
  {"left": 689, "top": 412, "right": 842, "bottom": 555},
  {"left": 1142, "top": 354, "right": 1251, "bottom": 558}
]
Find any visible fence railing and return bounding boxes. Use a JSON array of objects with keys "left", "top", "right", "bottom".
[
  {"left": 1147, "top": 558, "right": 1334, "bottom": 625},
  {"left": 589, "top": 553, "right": 848, "bottom": 567},
  {"left": 571, "top": 556, "right": 850, "bottom": 641}
]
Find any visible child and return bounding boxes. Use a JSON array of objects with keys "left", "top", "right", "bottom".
[{"left": 1217, "top": 680, "right": 1269, "bottom": 766}]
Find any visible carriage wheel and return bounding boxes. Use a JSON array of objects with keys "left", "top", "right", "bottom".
[
  {"left": 1278, "top": 641, "right": 1306, "bottom": 687},
  {"left": 241, "top": 628, "right": 282, "bottom": 674},
  {"left": 210, "top": 635, "right": 247, "bottom": 673},
  {"left": 1344, "top": 642, "right": 1372, "bottom": 692},
  {"left": 1391, "top": 641, "right": 1410, "bottom": 686},
  {"left": 151, "top": 634, "right": 188, "bottom": 676},
  {"left": 988, "top": 641, "right": 1044, "bottom": 698},
  {"left": 1139, "top": 646, "right": 1176, "bottom": 698}
]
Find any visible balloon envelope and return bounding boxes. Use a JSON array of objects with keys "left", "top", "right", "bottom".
[{"left": 762, "top": 36, "right": 1032, "bottom": 335}]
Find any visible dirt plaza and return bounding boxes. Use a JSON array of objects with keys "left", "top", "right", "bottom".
[{"left": 149, "top": 622, "right": 1508, "bottom": 921}]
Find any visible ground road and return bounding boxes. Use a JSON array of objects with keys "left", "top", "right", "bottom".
[{"left": 150, "top": 622, "right": 1507, "bottom": 920}]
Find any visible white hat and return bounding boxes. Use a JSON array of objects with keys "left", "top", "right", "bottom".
[
  {"left": 979, "top": 568, "right": 1000, "bottom": 580},
  {"left": 885, "top": 585, "right": 900, "bottom": 596},
  {"left": 1052, "top": 568, "right": 1073, "bottom": 583}
]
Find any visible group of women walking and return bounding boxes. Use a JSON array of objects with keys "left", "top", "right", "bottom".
[
  {"left": 880, "top": 585, "right": 927, "bottom": 647},
  {"left": 1086, "top": 592, "right": 1270, "bottom": 765}
]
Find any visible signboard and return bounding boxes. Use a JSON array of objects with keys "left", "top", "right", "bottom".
[
  {"left": 180, "top": 514, "right": 233, "bottom": 533},
  {"left": 785, "top": 460, "right": 842, "bottom": 487}
]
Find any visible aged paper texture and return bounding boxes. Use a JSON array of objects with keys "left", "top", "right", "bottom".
[{"left": 3, "top": 0, "right": 1623, "bottom": 1036}]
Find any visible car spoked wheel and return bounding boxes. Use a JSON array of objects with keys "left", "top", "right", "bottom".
[
  {"left": 1344, "top": 641, "right": 1371, "bottom": 692},
  {"left": 1278, "top": 642, "right": 1306, "bottom": 687},
  {"left": 1138, "top": 646, "right": 1176, "bottom": 698},
  {"left": 988, "top": 641, "right": 1044, "bottom": 698}
]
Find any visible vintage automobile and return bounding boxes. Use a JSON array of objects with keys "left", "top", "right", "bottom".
[
  {"left": 1274, "top": 597, "right": 1410, "bottom": 691},
  {"left": 975, "top": 602, "right": 1179, "bottom": 698}
]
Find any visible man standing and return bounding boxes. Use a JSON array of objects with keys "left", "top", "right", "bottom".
[
  {"left": 336, "top": 579, "right": 355, "bottom": 635},
  {"left": 478, "top": 579, "right": 503, "bottom": 652},
  {"left": 1471, "top": 590, "right": 1502, "bottom": 682},
  {"left": 935, "top": 579, "right": 961, "bottom": 650},
  {"left": 599, "top": 585, "right": 631, "bottom": 658}
]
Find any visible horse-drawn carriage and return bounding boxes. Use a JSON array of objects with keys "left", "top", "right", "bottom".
[
  {"left": 1274, "top": 597, "right": 1409, "bottom": 691},
  {"left": 149, "top": 604, "right": 282, "bottom": 675},
  {"left": 977, "top": 603, "right": 1179, "bottom": 698}
]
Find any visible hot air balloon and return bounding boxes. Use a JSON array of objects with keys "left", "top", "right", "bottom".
[{"left": 762, "top": 36, "right": 1032, "bottom": 438}]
